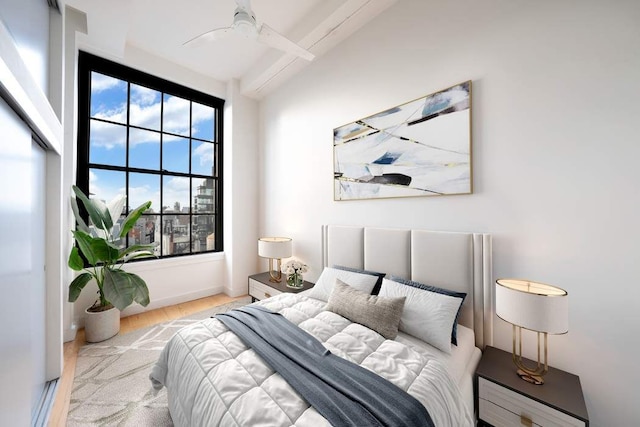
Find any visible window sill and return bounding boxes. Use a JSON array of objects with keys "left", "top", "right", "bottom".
[{"left": 124, "top": 252, "right": 225, "bottom": 272}]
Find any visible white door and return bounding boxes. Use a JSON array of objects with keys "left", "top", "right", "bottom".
[
  {"left": 30, "top": 137, "right": 47, "bottom": 417},
  {"left": 0, "top": 97, "right": 47, "bottom": 425}
]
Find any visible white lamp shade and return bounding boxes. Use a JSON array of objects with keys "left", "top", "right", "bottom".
[
  {"left": 258, "top": 237, "right": 292, "bottom": 259},
  {"left": 495, "top": 279, "right": 568, "bottom": 334}
]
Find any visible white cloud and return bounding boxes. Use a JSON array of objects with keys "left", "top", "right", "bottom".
[
  {"left": 193, "top": 142, "right": 213, "bottom": 168},
  {"left": 129, "top": 128, "right": 160, "bottom": 147},
  {"left": 131, "top": 84, "right": 159, "bottom": 106},
  {"left": 89, "top": 170, "right": 124, "bottom": 204},
  {"left": 163, "top": 176, "right": 190, "bottom": 210},
  {"left": 162, "top": 95, "right": 190, "bottom": 135},
  {"left": 129, "top": 102, "right": 161, "bottom": 132},
  {"left": 192, "top": 103, "right": 214, "bottom": 123},
  {"left": 129, "top": 184, "right": 160, "bottom": 211},
  {"left": 91, "top": 72, "right": 125, "bottom": 93},
  {"left": 90, "top": 119, "right": 126, "bottom": 150}
]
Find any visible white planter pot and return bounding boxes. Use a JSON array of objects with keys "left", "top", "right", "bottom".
[{"left": 84, "top": 306, "right": 120, "bottom": 343}]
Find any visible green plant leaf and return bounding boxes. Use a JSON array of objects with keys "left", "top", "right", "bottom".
[
  {"left": 92, "top": 197, "right": 113, "bottom": 232},
  {"left": 91, "top": 239, "right": 120, "bottom": 264},
  {"left": 130, "top": 274, "right": 150, "bottom": 307},
  {"left": 106, "top": 194, "right": 126, "bottom": 238},
  {"left": 102, "top": 268, "right": 135, "bottom": 311},
  {"left": 68, "top": 272, "right": 93, "bottom": 302},
  {"left": 119, "top": 244, "right": 156, "bottom": 260},
  {"left": 72, "top": 185, "right": 108, "bottom": 232},
  {"left": 70, "top": 195, "right": 90, "bottom": 234},
  {"left": 68, "top": 246, "right": 85, "bottom": 271},
  {"left": 122, "top": 250, "right": 156, "bottom": 262},
  {"left": 119, "top": 201, "right": 152, "bottom": 238},
  {"left": 72, "top": 229, "right": 98, "bottom": 266}
]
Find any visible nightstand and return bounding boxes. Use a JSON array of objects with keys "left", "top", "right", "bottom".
[
  {"left": 476, "top": 346, "right": 589, "bottom": 427},
  {"left": 248, "top": 272, "right": 314, "bottom": 302}
]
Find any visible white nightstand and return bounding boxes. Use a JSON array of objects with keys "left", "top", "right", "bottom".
[
  {"left": 248, "top": 272, "right": 314, "bottom": 302},
  {"left": 476, "top": 346, "right": 589, "bottom": 427}
]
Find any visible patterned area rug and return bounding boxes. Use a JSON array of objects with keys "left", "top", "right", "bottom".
[{"left": 67, "top": 297, "right": 251, "bottom": 426}]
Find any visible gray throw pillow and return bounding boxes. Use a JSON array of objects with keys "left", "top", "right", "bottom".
[{"left": 325, "top": 278, "right": 406, "bottom": 340}]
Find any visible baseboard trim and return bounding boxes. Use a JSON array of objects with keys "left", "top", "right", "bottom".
[
  {"left": 73, "top": 286, "right": 226, "bottom": 328},
  {"left": 120, "top": 286, "right": 226, "bottom": 317},
  {"left": 63, "top": 323, "right": 77, "bottom": 343}
]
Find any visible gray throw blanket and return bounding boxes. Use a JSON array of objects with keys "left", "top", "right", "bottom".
[{"left": 216, "top": 305, "right": 434, "bottom": 427}]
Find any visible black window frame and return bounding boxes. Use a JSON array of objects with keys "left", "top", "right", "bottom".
[{"left": 76, "top": 51, "right": 224, "bottom": 259}]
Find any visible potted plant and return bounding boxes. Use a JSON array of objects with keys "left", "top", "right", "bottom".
[{"left": 67, "top": 185, "right": 156, "bottom": 342}]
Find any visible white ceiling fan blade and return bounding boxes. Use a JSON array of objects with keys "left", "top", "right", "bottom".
[
  {"left": 184, "top": 27, "right": 233, "bottom": 48},
  {"left": 258, "top": 23, "right": 315, "bottom": 61}
]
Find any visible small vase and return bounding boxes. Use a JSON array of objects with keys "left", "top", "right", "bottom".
[{"left": 286, "top": 273, "right": 304, "bottom": 289}]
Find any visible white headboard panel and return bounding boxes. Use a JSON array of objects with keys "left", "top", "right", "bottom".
[
  {"left": 325, "top": 225, "right": 364, "bottom": 268},
  {"left": 364, "top": 228, "right": 411, "bottom": 278},
  {"left": 322, "top": 225, "right": 493, "bottom": 349}
]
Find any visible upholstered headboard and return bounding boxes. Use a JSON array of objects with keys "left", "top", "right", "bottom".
[{"left": 322, "top": 225, "right": 493, "bottom": 349}]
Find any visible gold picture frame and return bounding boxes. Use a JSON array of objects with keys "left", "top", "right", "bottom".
[{"left": 333, "top": 81, "right": 472, "bottom": 201}]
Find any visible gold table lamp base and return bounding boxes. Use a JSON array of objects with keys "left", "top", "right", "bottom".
[
  {"left": 517, "top": 369, "right": 544, "bottom": 385},
  {"left": 512, "top": 325, "right": 549, "bottom": 385},
  {"left": 268, "top": 258, "right": 282, "bottom": 283}
]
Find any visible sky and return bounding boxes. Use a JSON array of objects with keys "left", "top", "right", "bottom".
[{"left": 88, "top": 72, "right": 216, "bottom": 211}]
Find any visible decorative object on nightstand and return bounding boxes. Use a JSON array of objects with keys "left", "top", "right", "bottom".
[
  {"left": 282, "top": 258, "right": 309, "bottom": 289},
  {"left": 495, "top": 278, "right": 568, "bottom": 385},
  {"left": 476, "top": 346, "right": 589, "bottom": 427},
  {"left": 248, "top": 272, "right": 314, "bottom": 303},
  {"left": 258, "top": 237, "right": 292, "bottom": 282}
]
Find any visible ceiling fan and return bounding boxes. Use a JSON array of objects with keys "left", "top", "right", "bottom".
[{"left": 184, "top": 0, "right": 315, "bottom": 61}]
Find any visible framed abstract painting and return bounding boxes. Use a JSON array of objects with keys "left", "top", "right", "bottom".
[{"left": 333, "top": 81, "right": 472, "bottom": 201}]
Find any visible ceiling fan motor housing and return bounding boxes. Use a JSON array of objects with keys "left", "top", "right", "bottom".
[{"left": 233, "top": 7, "right": 258, "bottom": 37}]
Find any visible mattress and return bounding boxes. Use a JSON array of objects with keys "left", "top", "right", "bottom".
[{"left": 151, "top": 293, "right": 475, "bottom": 427}]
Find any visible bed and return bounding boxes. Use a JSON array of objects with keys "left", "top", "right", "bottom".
[{"left": 150, "top": 225, "right": 493, "bottom": 426}]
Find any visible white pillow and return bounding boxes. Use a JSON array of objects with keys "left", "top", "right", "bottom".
[
  {"left": 378, "top": 278, "right": 463, "bottom": 354},
  {"left": 307, "top": 267, "right": 379, "bottom": 302}
]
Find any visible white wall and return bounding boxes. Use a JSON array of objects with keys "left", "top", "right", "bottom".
[
  {"left": 259, "top": 1, "right": 640, "bottom": 426},
  {"left": 0, "top": 0, "right": 50, "bottom": 94},
  {"left": 224, "top": 80, "right": 260, "bottom": 297},
  {"left": 72, "top": 253, "right": 227, "bottom": 323}
]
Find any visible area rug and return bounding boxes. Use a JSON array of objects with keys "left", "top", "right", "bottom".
[{"left": 67, "top": 297, "right": 251, "bottom": 426}]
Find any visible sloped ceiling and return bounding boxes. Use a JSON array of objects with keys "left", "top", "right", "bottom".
[{"left": 65, "top": 0, "right": 397, "bottom": 99}]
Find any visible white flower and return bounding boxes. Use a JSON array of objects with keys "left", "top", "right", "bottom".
[{"left": 282, "top": 258, "right": 308, "bottom": 275}]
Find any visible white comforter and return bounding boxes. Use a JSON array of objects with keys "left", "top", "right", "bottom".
[{"left": 151, "top": 293, "right": 474, "bottom": 427}]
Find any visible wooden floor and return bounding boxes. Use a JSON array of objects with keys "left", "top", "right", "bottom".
[{"left": 48, "top": 293, "right": 246, "bottom": 427}]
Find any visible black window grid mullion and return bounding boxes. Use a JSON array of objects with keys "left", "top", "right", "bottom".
[
  {"left": 89, "top": 116, "right": 209, "bottom": 143},
  {"left": 125, "top": 81, "right": 131, "bottom": 248},
  {"left": 189, "top": 100, "right": 193, "bottom": 254},
  {"left": 78, "top": 50, "right": 224, "bottom": 260},
  {"left": 215, "top": 107, "right": 223, "bottom": 252},
  {"left": 160, "top": 91, "right": 165, "bottom": 256},
  {"left": 76, "top": 63, "right": 91, "bottom": 197}
]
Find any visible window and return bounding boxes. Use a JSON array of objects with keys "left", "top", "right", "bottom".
[{"left": 77, "top": 51, "right": 224, "bottom": 258}]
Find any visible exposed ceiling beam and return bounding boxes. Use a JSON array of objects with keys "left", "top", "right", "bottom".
[{"left": 240, "top": 0, "right": 398, "bottom": 99}]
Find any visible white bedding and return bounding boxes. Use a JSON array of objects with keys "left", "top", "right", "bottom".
[
  {"left": 396, "top": 323, "right": 476, "bottom": 384},
  {"left": 395, "top": 323, "right": 481, "bottom": 410},
  {"left": 151, "top": 293, "right": 474, "bottom": 427}
]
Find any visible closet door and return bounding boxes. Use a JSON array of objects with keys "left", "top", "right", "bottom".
[
  {"left": 0, "top": 97, "right": 47, "bottom": 425},
  {"left": 30, "top": 137, "right": 47, "bottom": 416}
]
